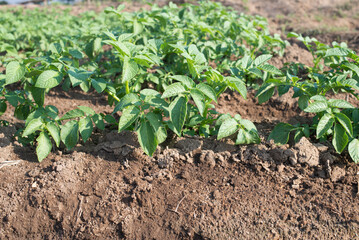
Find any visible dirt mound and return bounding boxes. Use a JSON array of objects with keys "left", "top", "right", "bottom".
[
  {"left": 1, "top": 125, "right": 359, "bottom": 239},
  {"left": 1, "top": 0, "right": 359, "bottom": 239}
]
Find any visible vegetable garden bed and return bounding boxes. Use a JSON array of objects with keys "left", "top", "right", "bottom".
[{"left": 0, "top": 1, "right": 359, "bottom": 239}]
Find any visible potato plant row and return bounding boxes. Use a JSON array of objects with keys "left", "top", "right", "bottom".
[{"left": 0, "top": 1, "right": 358, "bottom": 163}]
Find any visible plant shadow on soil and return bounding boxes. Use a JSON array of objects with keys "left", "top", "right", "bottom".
[{"left": 1, "top": 0, "right": 359, "bottom": 239}]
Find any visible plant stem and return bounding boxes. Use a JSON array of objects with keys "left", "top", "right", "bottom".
[{"left": 105, "top": 89, "right": 121, "bottom": 102}]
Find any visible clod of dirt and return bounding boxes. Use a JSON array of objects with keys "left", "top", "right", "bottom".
[
  {"left": 313, "top": 143, "right": 329, "bottom": 152},
  {"left": 0, "top": 133, "right": 11, "bottom": 147},
  {"left": 320, "top": 152, "right": 337, "bottom": 165},
  {"left": 330, "top": 166, "right": 346, "bottom": 182},
  {"left": 94, "top": 140, "right": 136, "bottom": 157},
  {"left": 212, "top": 190, "right": 221, "bottom": 200},
  {"left": 241, "top": 144, "right": 274, "bottom": 163},
  {"left": 230, "top": 153, "right": 241, "bottom": 163},
  {"left": 293, "top": 138, "right": 320, "bottom": 167},
  {"left": 277, "top": 164, "right": 285, "bottom": 173},
  {"left": 175, "top": 137, "right": 203, "bottom": 152},
  {"left": 185, "top": 153, "right": 194, "bottom": 164},
  {"left": 104, "top": 130, "right": 139, "bottom": 147},
  {"left": 152, "top": 169, "right": 173, "bottom": 181},
  {"left": 214, "top": 151, "right": 231, "bottom": 167},
  {"left": 285, "top": 149, "right": 298, "bottom": 166},
  {"left": 269, "top": 146, "right": 296, "bottom": 164},
  {"left": 133, "top": 178, "right": 153, "bottom": 192},
  {"left": 0, "top": 146, "right": 14, "bottom": 162},
  {"left": 199, "top": 150, "right": 216, "bottom": 168},
  {"left": 157, "top": 148, "right": 180, "bottom": 169}
]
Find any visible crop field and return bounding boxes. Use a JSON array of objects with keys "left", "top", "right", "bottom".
[{"left": 1, "top": 0, "right": 359, "bottom": 239}]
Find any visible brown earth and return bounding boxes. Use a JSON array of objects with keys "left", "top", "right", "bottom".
[
  {"left": 1, "top": 0, "right": 359, "bottom": 239},
  {"left": 220, "top": 0, "right": 359, "bottom": 50}
]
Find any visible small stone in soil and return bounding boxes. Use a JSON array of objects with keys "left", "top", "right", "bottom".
[
  {"left": 212, "top": 190, "right": 221, "bottom": 199},
  {"left": 330, "top": 166, "right": 346, "bottom": 182},
  {"left": 277, "top": 164, "right": 285, "bottom": 173}
]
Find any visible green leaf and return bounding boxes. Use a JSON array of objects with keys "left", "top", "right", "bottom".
[
  {"left": 294, "top": 130, "right": 304, "bottom": 143},
  {"left": 236, "top": 128, "right": 260, "bottom": 144},
  {"left": 169, "top": 96, "right": 187, "bottom": 136},
  {"left": 60, "top": 120, "right": 79, "bottom": 150},
  {"left": 197, "top": 83, "right": 217, "bottom": 103},
  {"left": 77, "top": 106, "right": 96, "bottom": 116},
  {"left": 92, "top": 114, "right": 105, "bottom": 130},
  {"left": 256, "top": 84, "right": 275, "bottom": 104},
  {"left": 14, "top": 104, "right": 30, "bottom": 120},
  {"left": 146, "top": 112, "right": 167, "bottom": 144},
  {"left": 23, "top": 118, "right": 43, "bottom": 137},
  {"left": 137, "top": 120, "right": 157, "bottom": 156},
  {"left": 190, "top": 89, "right": 205, "bottom": 116},
  {"left": 240, "top": 55, "right": 253, "bottom": 69},
  {"left": 227, "top": 77, "right": 247, "bottom": 99},
  {"left": 104, "top": 114, "right": 117, "bottom": 124},
  {"left": 60, "top": 109, "right": 85, "bottom": 120},
  {"left": 91, "top": 78, "right": 107, "bottom": 93},
  {"left": 105, "top": 40, "right": 130, "bottom": 57},
  {"left": 122, "top": 58, "right": 138, "bottom": 83},
  {"left": 332, "top": 124, "right": 348, "bottom": 153},
  {"left": 259, "top": 64, "right": 282, "bottom": 75},
  {"left": 325, "top": 48, "right": 349, "bottom": 57},
  {"left": 304, "top": 101, "right": 328, "bottom": 113},
  {"left": 248, "top": 68, "right": 263, "bottom": 78},
  {"left": 79, "top": 116, "right": 93, "bottom": 142},
  {"left": 348, "top": 139, "right": 359, "bottom": 163},
  {"left": 316, "top": 113, "right": 335, "bottom": 138},
  {"left": 133, "top": 19, "right": 144, "bottom": 35},
  {"left": 341, "top": 79, "right": 359, "bottom": 90},
  {"left": 46, "top": 122, "right": 60, "bottom": 147},
  {"left": 140, "top": 89, "right": 161, "bottom": 98},
  {"left": 0, "top": 100, "right": 7, "bottom": 116},
  {"left": 170, "top": 75, "right": 195, "bottom": 88},
  {"left": 45, "top": 105, "right": 59, "bottom": 119},
  {"left": 118, "top": 105, "right": 141, "bottom": 132},
  {"left": 35, "top": 70, "right": 63, "bottom": 89},
  {"left": 30, "top": 87, "right": 45, "bottom": 107},
  {"left": 341, "top": 62, "right": 359, "bottom": 77},
  {"left": 328, "top": 99, "right": 354, "bottom": 109},
  {"left": 287, "top": 32, "right": 300, "bottom": 38},
  {"left": 217, "top": 118, "right": 238, "bottom": 140},
  {"left": 5, "top": 61, "right": 25, "bottom": 85},
  {"left": 69, "top": 49, "right": 84, "bottom": 59},
  {"left": 36, "top": 132, "right": 52, "bottom": 162},
  {"left": 335, "top": 113, "right": 353, "bottom": 136},
  {"left": 80, "top": 79, "right": 90, "bottom": 92},
  {"left": 113, "top": 93, "right": 140, "bottom": 113},
  {"left": 215, "top": 114, "right": 232, "bottom": 127},
  {"left": 49, "top": 43, "right": 62, "bottom": 54},
  {"left": 162, "top": 82, "right": 186, "bottom": 99},
  {"left": 254, "top": 54, "right": 272, "bottom": 66},
  {"left": 240, "top": 119, "right": 257, "bottom": 132},
  {"left": 268, "top": 122, "right": 295, "bottom": 145},
  {"left": 298, "top": 95, "right": 310, "bottom": 110},
  {"left": 68, "top": 69, "right": 91, "bottom": 87}
]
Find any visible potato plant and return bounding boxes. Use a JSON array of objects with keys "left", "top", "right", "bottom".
[
  {"left": 1, "top": 1, "right": 277, "bottom": 161},
  {"left": 1, "top": 1, "right": 358, "bottom": 164},
  {"left": 254, "top": 35, "right": 359, "bottom": 163}
]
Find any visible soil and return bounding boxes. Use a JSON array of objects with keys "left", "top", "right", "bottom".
[{"left": 1, "top": 1, "right": 359, "bottom": 239}]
